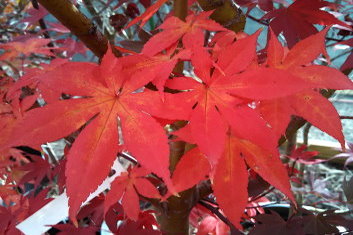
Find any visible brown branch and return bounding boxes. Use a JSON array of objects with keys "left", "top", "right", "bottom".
[
  {"left": 168, "top": 0, "right": 188, "bottom": 173},
  {"left": 197, "top": 0, "right": 246, "bottom": 32},
  {"left": 303, "top": 123, "right": 312, "bottom": 146},
  {"left": 197, "top": 179, "right": 213, "bottom": 199},
  {"left": 37, "top": 0, "right": 108, "bottom": 58},
  {"left": 174, "top": 0, "right": 188, "bottom": 21}
]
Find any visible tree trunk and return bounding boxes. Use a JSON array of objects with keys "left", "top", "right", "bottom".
[
  {"left": 157, "top": 189, "right": 195, "bottom": 235},
  {"left": 158, "top": 1, "right": 191, "bottom": 233},
  {"left": 157, "top": 208, "right": 191, "bottom": 235}
]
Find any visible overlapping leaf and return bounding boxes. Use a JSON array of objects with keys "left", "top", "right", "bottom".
[
  {"left": 171, "top": 148, "right": 211, "bottom": 193},
  {"left": 259, "top": 29, "right": 353, "bottom": 145},
  {"left": 125, "top": 0, "right": 168, "bottom": 29},
  {"left": 7, "top": 49, "right": 171, "bottom": 223},
  {"left": 142, "top": 11, "right": 226, "bottom": 56},
  {"left": 263, "top": 0, "right": 350, "bottom": 48},
  {"left": 105, "top": 167, "right": 160, "bottom": 221},
  {"left": 0, "top": 38, "right": 53, "bottom": 61},
  {"left": 213, "top": 132, "right": 294, "bottom": 227},
  {"left": 160, "top": 32, "right": 315, "bottom": 163},
  {"left": 213, "top": 133, "right": 249, "bottom": 228},
  {"left": 121, "top": 47, "right": 190, "bottom": 93}
]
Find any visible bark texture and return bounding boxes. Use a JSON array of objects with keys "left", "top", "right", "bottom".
[{"left": 38, "top": 0, "right": 108, "bottom": 58}]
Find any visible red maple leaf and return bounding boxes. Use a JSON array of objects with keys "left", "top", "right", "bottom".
[
  {"left": 286, "top": 145, "right": 322, "bottom": 165},
  {"left": 158, "top": 32, "right": 314, "bottom": 164},
  {"left": 77, "top": 195, "right": 105, "bottom": 226},
  {"left": 0, "top": 38, "right": 53, "bottom": 61},
  {"left": 20, "top": 5, "right": 48, "bottom": 24},
  {"left": 212, "top": 132, "right": 249, "bottom": 228},
  {"left": 8, "top": 48, "right": 170, "bottom": 224},
  {"left": 18, "top": 154, "right": 52, "bottom": 188},
  {"left": 171, "top": 147, "right": 211, "bottom": 193},
  {"left": 125, "top": 0, "right": 168, "bottom": 29},
  {"left": 259, "top": 28, "right": 353, "bottom": 146},
  {"left": 263, "top": 0, "right": 350, "bottom": 47},
  {"left": 196, "top": 215, "right": 229, "bottom": 235},
  {"left": 213, "top": 132, "right": 294, "bottom": 227},
  {"left": 121, "top": 46, "right": 191, "bottom": 93},
  {"left": 105, "top": 167, "right": 161, "bottom": 221},
  {"left": 142, "top": 11, "right": 226, "bottom": 56}
]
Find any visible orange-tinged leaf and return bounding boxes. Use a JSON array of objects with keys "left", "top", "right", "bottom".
[
  {"left": 214, "top": 68, "right": 312, "bottom": 100},
  {"left": 218, "top": 105, "right": 277, "bottom": 153},
  {"left": 121, "top": 50, "right": 186, "bottom": 94},
  {"left": 196, "top": 215, "right": 229, "bottom": 235},
  {"left": 134, "top": 178, "right": 161, "bottom": 199},
  {"left": 122, "top": 184, "right": 140, "bottom": 221},
  {"left": 216, "top": 30, "right": 260, "bottom": 76},
  {"left": 66, "top": 112, "right": 119, "bottom": 223},
  {"left": 289, "top": 65, "right": 353, "bottom": 90},
  {"left": 190, "top": 101, "right": 228, "bottom": 164},
  {"left": 237, "top": 139, "right": 295, "bottom": 202},
  {"left": 104, "top": 174, "right": 127, "bottom": 214},
  {"left": 142, "top": 11, "right": 226, "bottom": 56},
  {"left": 7, "top": 59, "right": 68, "bottom": 100},
  {"left": 118, "top": 107, "right": 171, "bottom": 187},
  {"left": 142, "top": 18, "right": 188, "bottom": 56},
  {"left": 172, "top": 124, "right": 195, "bottom": 144},
  {"left": 190, "top": 11, "right": 225, "bottom": 32},
  {"left": 125, "top": 0, "right": 168, "bottom": 29},
  {"left": 262, "top": 28, "right": 352, "bottom": 147},
  {"left": 289, "top": 90, "right": 345, "bottom": 147},
  {"left": 0, "top": 38, "right": 53, "bottom": 61},
  {"left": 172, "top": 148, "right": 211, "bottom": 193},
  {"left": 266, "top": 29, "right": 284, "bottom": 67},
  {"left": 9, "top": 50, "right": 171, "bottom": 222},
  {"left": 157, "top": 33, "right": 305, "bottom": 162},
  {"left": 282, "top": 27, "right": 330, "bottom": 68},
  {"left": 104, "top": 167, "right": 159, "bottom": 221},
  {"left": 191, "top": 47, "right": 213, "bottom": 83},
  {"left": 9, "top": 99, "right": 100, "bottom": 147},
  {"left": 165, "top": 77, "right": 200, "bottom": 91},
  {"left": 258, "top": 99, "right": 292, "bottom": 138},
  {"left": 213, "top": 134, "right": 248, "bottom": 228}
]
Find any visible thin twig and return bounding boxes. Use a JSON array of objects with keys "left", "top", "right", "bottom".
[
  {"left": 303, "top": 123, "right": 312, "bottom": 146},
  {"left": 118, "top": 152, "right": 138, "bottom": 165},
  {"left": 246, "top": 14, "right": 269, "bottom": 25},
  {"left": 245, "top": 201, "right": 278, "bottom": 209},
  {"left": 250, "top": 186, "right": 275, "bottom": 202},
  {"left": 326, "top": 37, "right": 345, "bottom": 42},
  {"left": 341, "top": 116, "right": 353, "bottom": 120},
  {"left": 31, "top": 0, "right": 55, "bottom": 52},
  {"left": 198, "top": 200, "right": 239, "bottom": 234},
  {"left": 331, "top": 49, "right": 353, "bottom": 62}
]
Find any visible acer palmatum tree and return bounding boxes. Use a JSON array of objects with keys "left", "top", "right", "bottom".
[{"left": 1, "top": 0, "right": 353, "bottom": 234}]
